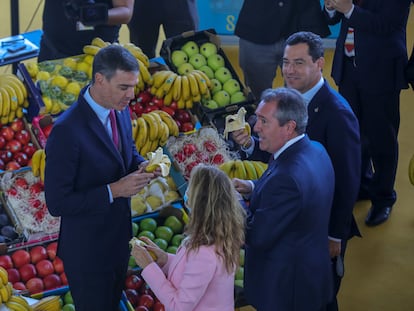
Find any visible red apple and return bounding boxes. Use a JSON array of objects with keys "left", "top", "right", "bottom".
[
  {"left": 29, "top": 182, "right": 44, "bottom": 195},
  {"left": 0, "top": 255, "right": 13, "bottom": 269},
  {"left": 0, "top": 127, "right": 15, "bottom": 141},
  {"left": 152, "top": 97, "right": 164, "bottom": 108},
  {"left": 30, "top": 245, "right": 48, "bottom": 264},
  {"left": 0, "top": 136, "right": 6, "bottom": 149},
  {"left": 6, "top": 268, "right": 20, "bottom": 283},
  {"left": 11, "top": 250, "right": 31, "bottom": 268},
  {"left": 6, "top": 161, "right": 21, "bottom": 171},
  {"left": 153, "top": 301, "right": 166, "bottom": 311},
  {"left": 13, "top": 152, "right": 29, "bottom": 167},
  {"left": 22, "top": 143, "right": 37, "bottom": 158},
  {"left": 52, "top": 257, "right": 64, "bottom": 274},
  {"left": 13, "top": 281, "right": 26, "bottom": 290},
  {"left": 36, "top": 259, "right": 54, "bottom": 277},
  {"left": 14, "top": 130, "right": 31, "bottom": 145},
  {"left": 46, "top": 242, "right": 58, "bottom": 260},
  {"left": 19, "top": 263, "right": 37, "bottom": 282},
  {"left": 125, "top": 289, "right": 140, "bottom": 307},
  {"left": 10, "top": 118, "right": 25, "bottom": 132},
  {"left": 59, "top": 272, "right": 68, "bottom": 285},
  {"left": 26, "top": 277, "right": 44, "bottom": 294},
  {"left": 138, "top": 294, "right": 154, "bottom": 310},
  {"left": 43, "top": 273, "right": 62, "bottom": 290},
  {"left": 125, "top": 274, "right": 144, "bottom": 291},
  {"left": 174, "top": 109, "right": 191, "bottom": 123},
  {"left": 5, "top": 140, "right": 22, "bottom": 154},
  {"left": 0, "top": 159, "right": 4, "bottom": 170},
  {"left": 0, "top": 150, "right": 13, "bottom": 164},
  {"left": 180, "top": 122, "right": 194, "bottom": 133}
]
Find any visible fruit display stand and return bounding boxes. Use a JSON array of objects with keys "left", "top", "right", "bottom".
[{"left": 160, "top": 28, "right": 256, "bottom": 128}]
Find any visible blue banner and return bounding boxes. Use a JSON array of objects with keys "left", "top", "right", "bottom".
[{"left": 197, "top": 0, "right": 340, "bottom": 39}]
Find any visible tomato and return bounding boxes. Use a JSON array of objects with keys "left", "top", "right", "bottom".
[
  {"left": 143, "top": 105, "right": 158, "bottom": 114},
  {"left": 0, "top": 127, "right": 15, "bottom": 141},
  {"left": 180, "top": 122, "right": 194, "bottom": 133},
  {"left": 14, "top": 129, "right": 31, "bottom": 145},
  {"left": 183, "top": 143, "right": 197, "bottom": 157}
]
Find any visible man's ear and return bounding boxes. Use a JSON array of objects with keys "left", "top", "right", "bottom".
[{"left": 286, "top": 120, "right": 297, "bottom": 134}]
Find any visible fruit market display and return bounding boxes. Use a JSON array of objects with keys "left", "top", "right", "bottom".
[
  {"left": 131, "top": 176, "right": 180, "bottom": 217},
  {"left": 0, "top": 74, "right": 28, "bottom": 125},
  {"left": 0, "top": 170, "right": 59, "bottom": 236},
  {"left": 219, "top": 160, "right": 268, "bottom": 180},
  {"left": 28, "top": 149, "right": 45, "bottom": 182},
  {"left": 168, "top": 40, "right": 247, "bottom": 110},
  {"left": 166, "top": 127, "right": 237, "bottom": 178}
]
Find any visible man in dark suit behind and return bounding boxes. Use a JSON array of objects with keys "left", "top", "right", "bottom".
[
  {"left": 44, "top": 45, "right": 158, "bottom": 311},
  {"left": 323, "top": 0, "right": 413, "bottom": 226},
  {"left": 232, "top": 31, "right": 361, "bottom": 311},
  {"left": 233, "top": 88, "right": 335, "bottom": 311}
]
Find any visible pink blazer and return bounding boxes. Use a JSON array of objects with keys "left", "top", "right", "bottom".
[{"left": 141, "top": 244, "right": 235, "bottom": 311}]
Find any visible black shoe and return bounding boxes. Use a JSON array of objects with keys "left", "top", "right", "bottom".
[{"left": 365, "top": 205, "right": 392, "bottom": 226}]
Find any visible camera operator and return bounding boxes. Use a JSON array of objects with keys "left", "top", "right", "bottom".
[{"left": 38, "top": 0, "right": 134, "bottom": 61}]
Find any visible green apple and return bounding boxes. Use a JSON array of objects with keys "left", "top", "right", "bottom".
[
  {"left": 230, "top": 91, "right": 247, "bottom": 104},
  {"left": 171, "top": 233, "right": 185, "bottom": 247},
  {"left": 177, "top": 62, "right": 195, "bottom": 75},
  {"left": 171, "top": 50, "right": 188, "bottom": 68},
  {"left": 213, "top": 90, "right": 231, "bottom": 107},
  {"left": 203, "top": 99, "right": 219, "bottom": 110},
  {"left": 214, "top": 67, "right": 232, "bottom": 84},
  {"left": 200, "top": 42, "right": 218, "bottom": 58},
  {"left": 181, "top": 41, "right": 199, "bottom": 57},
  {"left": 189, "top": 53, "right": 207, "bottom": 69},
  {"left": 199, "top": 65, "right": 215, "bottom": 79},
  {"left": 132, "top": 222, "right": 139, "bottom": 237},
  {"left": 235, "top": 266, "right": 244, "bottom": 280},
  {"left": 239, "top": 248, "right": 245, "bottom": 266},
  {"left": 210, "top": 78, "right": 222, "bottom": 94},
  {"left": 223, "top": 78, "right": 241, "bottom": 95},
  {"left": 207, "top": 54, "right": 225, "bottom": 71}
]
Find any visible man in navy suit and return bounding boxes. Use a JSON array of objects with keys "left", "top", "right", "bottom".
[
  {"left": 233, "top": 88, "right": 335, "bottom": 311},
  {"left": 323, "top": 0, "right": 412, "bottom": 226},
  {"left": 44, "top": 45, "right": 158, "bottom": 311},
  {"left": 232, "top": 31, "right": 361, "bottom": 311}
]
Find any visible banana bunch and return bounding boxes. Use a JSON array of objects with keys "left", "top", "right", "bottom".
[
  {"left": 145, "top": 147, "right": 172, "bottom": 177},
  {"left": 32, "top": 295, "right": 61, "bottom": 311},
  {"left": 150, "top": 69, "right": 212, "bottom": 109},
  {"left": 0, "top": 267, "right": 13, "bottom": 306},
  {"left": 0, "top": 73, "right": 28, "bottom": 124},
  {"left": 133, "top": 110, "right": 179, "bottom": 157},
  {"left": 219, "top": 160, "right": 268, "bottom": 180},
  {"left": 121, "top": 43, "right": 152, "bottom": 93},
  {"left": 5, "top": 295, "right": 32, "bottom": 311},
  {"left": 30, "top": 149, "right": 46, "bottom": 182}
]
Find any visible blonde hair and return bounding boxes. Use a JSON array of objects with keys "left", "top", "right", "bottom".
[{"left": 184, "top": 164, "right": 246, "bottom": 273}]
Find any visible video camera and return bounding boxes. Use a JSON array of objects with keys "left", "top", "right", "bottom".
[{"left": 63, "top": 0, "right": 108, "bottom": 27}]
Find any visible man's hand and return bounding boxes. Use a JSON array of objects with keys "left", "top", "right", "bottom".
[
  {"left": 330, "top": 0, "right": 353, "bottom": 14},
  {"left": 110, "top": 168, "right": 155, "bottom": 198},
  {"left": 233, "top": 178, "right": 253, "bottom": 194},
  {"left": 329, "top": 239, "right": 342, "bottom": 258},
  {"left": 231, "top": 128, "right": 252, "bottom": 148}
]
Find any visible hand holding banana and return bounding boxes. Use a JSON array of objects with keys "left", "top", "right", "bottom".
[{"left": 110, "top": 169, "right": 155, "bottom": 198}]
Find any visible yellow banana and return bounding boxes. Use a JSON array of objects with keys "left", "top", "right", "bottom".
[
  {"left": 32, "top": 295, "right": 61, "bottom": 311},
  {"left": 191, "top": 70, "right": 208, "bottom": 95},
  {"left": 5, "top": 79, "right": 25, "bottom": 105},
  {"left": 161, "top": 72, "right": 177, "bottom": 94},
  {"left": 9, "top": 295, "right": 30, "bottom": 309},
  {"left": 131, "top": 118, "right": 139, "bottom": 141},
  {"left": 177, "top": 98, "right": 186, "bottom": 109},
  {"left": 149, "top": 111, "right": 164, "bottom": 139},
  {"left": 3, "top": 84, "right": 19, "bottom": 111},
  {"left": 219, "top": 161, "right": 235, "bottom": 177},
  {"left": 163, "top": 88, "right": 174, "bottom": 106},
  {"left": 82, "top": 45, "right": 101, "bottom": 56},
  {"left": 243, "top": 160, "right": 258, "bottom": 180},
  {"left": 0, "top": 267, "right": 8, "bottom": 285},
  {"left": 234, "top": 159, "right": 247, "bottom": 179},
  {"left": 8, "top": 110, "right": 16, "bottom": 123},
  {"left": 149, "top": 139, "right": 160, "bottom": 153},
  {"left": 180, "top": 74, "right": 191, "bottom": 101},
  {"left": 136, "top": 117, "right": 148, "bottom": 149},
  {"left": 139, "top": 139, "right": 153, "bottom": 158},
  {"left": 186, "top": 72, "right": 200, "bottom": 98},
  {"left": 158, "top": 122, "right": 170, "bottom": 146},
  {"left": 0, "top": 284, "right": 10, "bottom": 302},
  {"left": 185, "top": 98, "right": 194, "bottom": 109},
  {"left": 153, "top": 70, "right": 173, "bottom": 88},
  {"left": 193, "top": 69, "right": 212, "bottom": 88},
  {"left": 252, "top": 161, "right": 268, "bottom": 178},
  {"left": 124, "top": 44, "right": 150, "bottom": 68},
  {"left": 5, "top": 301, "right": 29, "bottom": 311},
  {"left": 171, "top": 75, "right": 182, "bottom": 101},
  {"left": 142, "top": 113, "right": 159, "bottom": 141},
  {"left": 153, "top": 110, "right": 179, "bottom": 137},
  {"left": 138, "top": 59, "right": 153, "bottom": 85},
  {"left": 0, "top": 87, "right": 11, "bottom": 117},
  {"left": 91, "top": 37, "right": 109, "bottom": 48}
]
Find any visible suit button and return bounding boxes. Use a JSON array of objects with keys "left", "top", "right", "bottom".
[{"left": 278, "top": 1, "right": 284, "bottom": 7}]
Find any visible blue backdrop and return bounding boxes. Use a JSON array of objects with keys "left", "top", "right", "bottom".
[{"left": 197, "top": 0, "right": 340, "bottom": 39}]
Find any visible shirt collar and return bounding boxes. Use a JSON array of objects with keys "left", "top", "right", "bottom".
[
  {"left": 273, "top": 134, "right": 305, "bottom": 161},
  {"left": 84, "top": 86, "right": 111, "bottom": 124},
  {"left": 301, "top": 77, "right": 324, "bottom": 106}
]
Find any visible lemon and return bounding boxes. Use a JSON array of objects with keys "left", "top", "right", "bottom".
[
  {"left": 26, "top": 62, "right": 39, "bottom": 78},
  {"left": 36, "top": 71, "right": 51, "bottom": 81},
  {"left": 83, "top": 54, "right": 94, "bottom": 65},
  {"left": 63, "top": 57, "right": 78, "bottom": 70},
  {"left": 42, "top": 96, "right": 53, "bottom": 112},
  {"left": 51, "top": 101, "right": 62, "bottom": 114},
  {"left": 76, "top": 61, "right": 90, "bottom": 73},
  {"left": 51, "top": 75, "right": 69, "bottom": 89},
  {"left": 65, "top": 82, "right": 81, "bottom": 96}
]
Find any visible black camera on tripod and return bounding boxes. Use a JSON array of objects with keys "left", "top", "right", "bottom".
[{"left": 64, "top": 0, "right": 108, "bottom": 27}]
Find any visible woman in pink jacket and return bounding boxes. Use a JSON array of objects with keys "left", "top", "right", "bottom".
[{"left": 131, "top": 164, "right": 246, "bottom": 311}]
